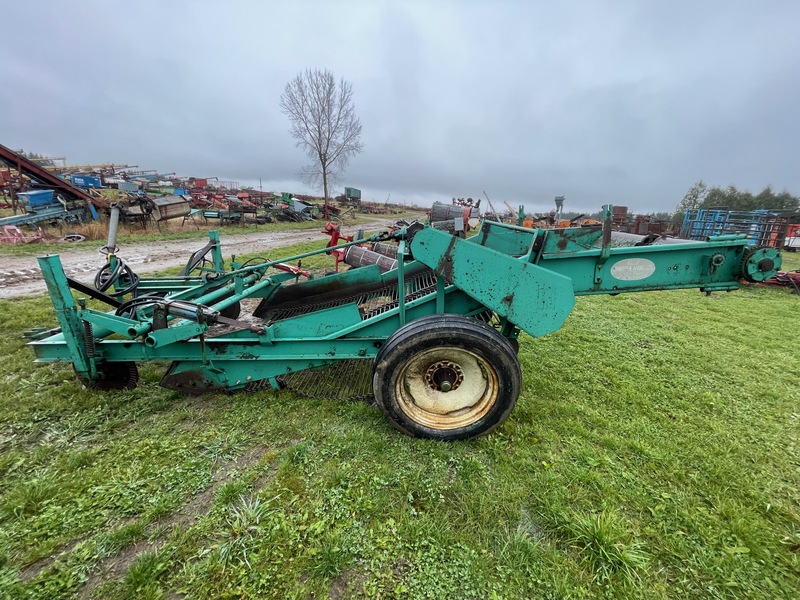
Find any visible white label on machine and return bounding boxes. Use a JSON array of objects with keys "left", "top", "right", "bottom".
[{"left": 610, "top": 258, "right": 656, "bottom": 281}]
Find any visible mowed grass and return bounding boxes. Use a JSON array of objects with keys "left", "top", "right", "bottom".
[{"left": 0, "top": 248, "right": 797, "bottom": 599}]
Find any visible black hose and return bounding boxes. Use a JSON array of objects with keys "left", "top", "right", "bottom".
[
  {"left": 114, "top": 294, "right": 163, "bottom": 318},
  {"left": 238, "top": 257, "right": 269, "bottom": 268},
  {"left": 94, "top": 258, "right": 139, "bottom": 296}
]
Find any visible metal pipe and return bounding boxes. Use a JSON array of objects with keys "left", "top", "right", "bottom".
[
  {"left": 190, "top": 275, "right": 259, "bottom": 307},
  {"left": 126, "top": 272, "right": 263, "bottom": 337},
  {"left": 398, "top": 240, "right": 406, "bottom": 325},
  {"left": 107, "top": 204, "right": 121, "bottom": 251},
  {"left": 127, "top": 322, "right": 152, "bottom": 337}
]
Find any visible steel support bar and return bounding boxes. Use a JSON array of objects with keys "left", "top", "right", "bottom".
[
  {"left": 36, "top": 256, "right": 93, "bottom": 377},
  {"left": 30, "top": 336, "right": 385, "bottom": 363},
  {"left": 539, "top": 240, "right": 757, "bottom": 294}
]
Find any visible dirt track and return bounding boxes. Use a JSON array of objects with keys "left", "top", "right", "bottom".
[{"left": 0, "top": 216, "right": 417, "bottom": 299}]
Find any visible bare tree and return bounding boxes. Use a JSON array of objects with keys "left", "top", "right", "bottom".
[{"left": 280, "top": 68, "right": 364, "bottom": 204}]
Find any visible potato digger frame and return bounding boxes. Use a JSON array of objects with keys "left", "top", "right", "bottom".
[{"left": 27, "top": 207, "right": 781, "bottom": 440}]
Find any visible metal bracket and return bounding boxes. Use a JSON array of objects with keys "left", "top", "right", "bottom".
[{"left": 595, "top": 205, "right": 614, "bottom": 283}]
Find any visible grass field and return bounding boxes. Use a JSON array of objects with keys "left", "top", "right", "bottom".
[{"left": 0, "top": 246, "right": 797, "bottom": 599}]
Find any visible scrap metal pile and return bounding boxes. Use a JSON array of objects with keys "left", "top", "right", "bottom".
[
  {"left": 754, "top": 270, "right": 800, "bottom": 294},
  {"left": 0, "top": 144, "right": 379, "bottom": 239},
  {"left": 680, "top": 208, "right": 795, "bottom": 249},
  {"left": 0, "top": 143, "right": 99, "bottom": 234},
  {"left": 26, "top": 205, "right": 782, "bottom": 440}
]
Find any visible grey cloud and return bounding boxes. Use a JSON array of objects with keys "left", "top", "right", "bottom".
[{"left": 2, "top": 0, "right": 799, "bottom": 214}]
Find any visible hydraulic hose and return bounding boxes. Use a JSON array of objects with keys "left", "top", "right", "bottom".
[
  {"left": 93, "top": 202, "right": 139, "bottom": 296},
  {"left": 94, "top": 258, "right": 139, "bottom": 296}
]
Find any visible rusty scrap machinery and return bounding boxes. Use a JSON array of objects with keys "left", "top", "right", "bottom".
[{"left": 27, "top": 207, "right": 781, "bottom": 440}]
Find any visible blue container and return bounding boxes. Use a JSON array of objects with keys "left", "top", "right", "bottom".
[
  {"left": 18, "top": 190, "right": 55, "bottom": 208},
  {"left": 174, "top": 188, "right": 186, "bottom": 195},
  {"left": 70, "top": 174, "right": 102, "bottom": 188}
]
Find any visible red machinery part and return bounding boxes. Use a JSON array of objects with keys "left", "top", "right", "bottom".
[
  {"left": 753, "top": 271, "right": 800, "bottom": 293},
  {"left": 322, "top": 222, "right": 355, "bottom": 272}
]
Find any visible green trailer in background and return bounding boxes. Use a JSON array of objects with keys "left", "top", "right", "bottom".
[{"left": 27, "top": 207, "right": 781, "bottom": 440}]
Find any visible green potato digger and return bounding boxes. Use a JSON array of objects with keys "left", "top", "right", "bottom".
[{"left": 26, "top": 206, "right": 781, "bottom": 440}]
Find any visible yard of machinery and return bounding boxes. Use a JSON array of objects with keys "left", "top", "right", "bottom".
[
  {"left": 26, "top": 205, "right": 783, "bottom": 441},
  {"left": 4, "top": 141, "right": 798, "bottom": 254},
  {"left": 0, "top": 144, "right": 402, "bottom": 242}
]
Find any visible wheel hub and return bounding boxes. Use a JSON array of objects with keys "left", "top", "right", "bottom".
[{"left": 424, "top": 361, "right": 464, "bottom": 392}]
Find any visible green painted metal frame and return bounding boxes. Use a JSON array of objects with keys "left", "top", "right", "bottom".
[{"left": 28, "top": 212, "right": 781, "bottom": 392}]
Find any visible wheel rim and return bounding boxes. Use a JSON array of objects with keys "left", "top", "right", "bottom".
[{"left": 395, "top": 347, "right": 498, "bottom": 430}]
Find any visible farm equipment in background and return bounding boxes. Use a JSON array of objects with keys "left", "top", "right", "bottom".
[
  {"left": 0, "top": 189, "right": 96, "bottom": 229},
  {"left": 429, "top": 200, "right": 481, "bottom": 236},
  {"left": 0, "top": 225, "right": 44, "bottom": 244},
  {"left": 784, "top": 223, "right": 800, "bottom": 251},
  {"left": 115, "top": 195, "right": 193, "bottom": 228},
  {"left": 0, "top": 143, "right": 100, "bottom": 228},
  {"left": 322, "top": 221, "right": 408, "bottom": 273},
  {"left": 680, "top": 208, "right": 791, "bottom": 248},
  {"left": 27, "top": 206, "right": 781, "bottom": 441},
  {"left": 340, "top": 187, "right": 362, "bottom": 209},
  {"left": 200, "top": 196, "right": 260, "bottom": 226}
]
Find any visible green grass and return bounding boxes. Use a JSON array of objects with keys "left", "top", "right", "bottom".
[
  {"left": 780, "top": 249, "right": 800, "bottom": 272},
  {"left": 0, "top": 250, "right": 798, "bottom": 598}
]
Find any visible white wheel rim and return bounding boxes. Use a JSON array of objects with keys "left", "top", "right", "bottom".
[{"left": 395, "top": 347, "right": 498, "bottom": 430}]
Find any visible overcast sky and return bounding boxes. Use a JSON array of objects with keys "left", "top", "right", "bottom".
[{"left": 2, "top": 0, "right": 799, "bottom": 214}]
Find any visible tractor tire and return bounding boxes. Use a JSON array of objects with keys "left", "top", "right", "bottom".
[{"left": 372, "top": 314, "right": 521, "bottom": 440}]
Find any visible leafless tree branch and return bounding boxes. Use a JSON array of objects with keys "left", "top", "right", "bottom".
[{"left": 280, "top": 68, "right": 364, "bottom": 203}]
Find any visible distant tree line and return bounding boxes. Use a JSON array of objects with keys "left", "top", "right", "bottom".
[
  {"left": 575, "top": 182, "right": 800, "bottom": 225},
  {"left": 674, "top": 181, "right": 799, "bottom": 224}
]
